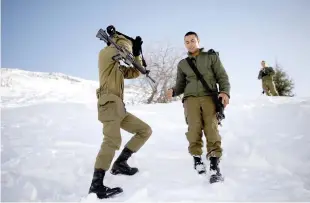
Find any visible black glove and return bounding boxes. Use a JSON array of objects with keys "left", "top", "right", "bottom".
[
  {"left": 106, "top": 25, "right": 116, "bottom": 36},
  {"left": 132, "top": 36, "right": 143, "bottom": 57}
]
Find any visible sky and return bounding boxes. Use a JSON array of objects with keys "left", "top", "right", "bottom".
[{"left": 2, "top": 0, "right": 310, "bottom": 98}]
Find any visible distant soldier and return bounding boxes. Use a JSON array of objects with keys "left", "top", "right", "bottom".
[{"left": 258, "top": 60, "right": 279, "bottom": 96}]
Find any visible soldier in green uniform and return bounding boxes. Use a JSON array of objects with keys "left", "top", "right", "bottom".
[
  {"left": 166, "top": 31, "right": 230, "bottom": 182},
  {"left": 258, "top": 60, "right": 279, "bottom": 96},
  {"left": 88, "top": 26, "right": 152, "bottom": 199}
]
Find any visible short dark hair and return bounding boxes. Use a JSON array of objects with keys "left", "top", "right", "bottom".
[{"left": 184, "top": 31, "right": 199, "bottom": 39}]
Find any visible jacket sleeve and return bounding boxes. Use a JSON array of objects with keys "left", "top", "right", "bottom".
[
  {"left": 119, "top": 56, "right": 141, "bottom": 79},
  {"left": 210, "top": 54, "right": 231, "bottom": 98},
  {"left": 172, "top": 62, "right": 186, "bottom": 97},
  {"left": 267, "top": 67, "right": 276, "bottom": 76},
  {"left": 258, "top": 70, "right": 263, "bottom": 79}
]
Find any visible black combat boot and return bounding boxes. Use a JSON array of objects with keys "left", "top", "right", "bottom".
[
  {"left": 88, "top": 168, "right": 123, "bottom": 199},
  {"left": 110, "top": 147, "right": 139, "bottom": 176},
  {"left": 193, "top": 155, "right": 206, "bottom": 174},
  {"left": 209, "top": 157, "right": 224, "bottom": 183}
]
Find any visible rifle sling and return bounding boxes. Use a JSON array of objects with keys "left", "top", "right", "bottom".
[{"left": 185, "top": 57, "right": 217, "bottom": 96}]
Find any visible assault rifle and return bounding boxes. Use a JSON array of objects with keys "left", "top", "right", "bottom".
[{"left": 96, "top": 28, "right": 156, "bottom": 83}]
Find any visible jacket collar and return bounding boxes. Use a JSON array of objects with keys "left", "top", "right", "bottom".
[{"left": 187, "top": 48, "right": 205, "bottom": 58}]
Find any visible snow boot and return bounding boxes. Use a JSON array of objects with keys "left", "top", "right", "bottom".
[
  {"left": 110, "top": 147, "right": 138, "bottom": 176},
  {"left": 209, "top": 157, "right": 224, "bottom": 183},
  {"left": 88, "top": 168, "right": 123, "bottom": 199},
  {"left": 193, "top": 155, "right": 206, "bottom": 174}
]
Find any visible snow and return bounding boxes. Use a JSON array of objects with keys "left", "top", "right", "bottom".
[
  {"left": 1, "top": 68, "right": 310, "bottom": 202},
  {"left": 1, "top": 68, "right": 142, "bottom": 108}
]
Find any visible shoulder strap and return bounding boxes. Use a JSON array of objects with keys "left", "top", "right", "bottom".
[
  {"left": 185, "top": 57, "right": 215, "bottom": 94},
  {"left": 206, "top": 49, "right": 219, "bottom": 76}
]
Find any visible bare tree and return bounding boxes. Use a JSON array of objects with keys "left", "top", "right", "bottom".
[{"left": 135, "top": 44, "right": 185, "bottom": 104}]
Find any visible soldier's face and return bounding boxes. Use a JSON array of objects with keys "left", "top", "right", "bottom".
[
  {"left": 184, "top": 35, "right": 200, "bottom": 53},
  {"left": 261, "top": 61, "right": 265, "bottom": 67}
]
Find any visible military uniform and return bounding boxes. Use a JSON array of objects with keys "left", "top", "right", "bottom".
[
  {"left": 171, "top": 48, "right": 230, "bottom": 176},
  {"left": 89, "top": 33, "right": 152, "bottom": 199},
  {"left": 258, "top": 67, "right": 278, "bottom": 96}
]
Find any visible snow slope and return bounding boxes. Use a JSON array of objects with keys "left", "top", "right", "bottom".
[
  {"left": 1, "top": 68, "right": 143, "bottom": 108},
  {"left": 1, "top": 69, "right": 310, "bottom": 202}
]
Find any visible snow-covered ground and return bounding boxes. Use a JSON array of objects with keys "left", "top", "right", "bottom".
[
  {"left": 1, "top": 68, "right": 143, "bottom": 108},
  {"left": 1, "top": 68, "right": 310, "bottom": 202}
]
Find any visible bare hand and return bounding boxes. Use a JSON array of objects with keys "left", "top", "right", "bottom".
[
  {"left": 166, "top": 89, "right": 173, "bottom": 100},
  {"left": 219, "top": 92, "right": 229, "bottom": 108}
]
